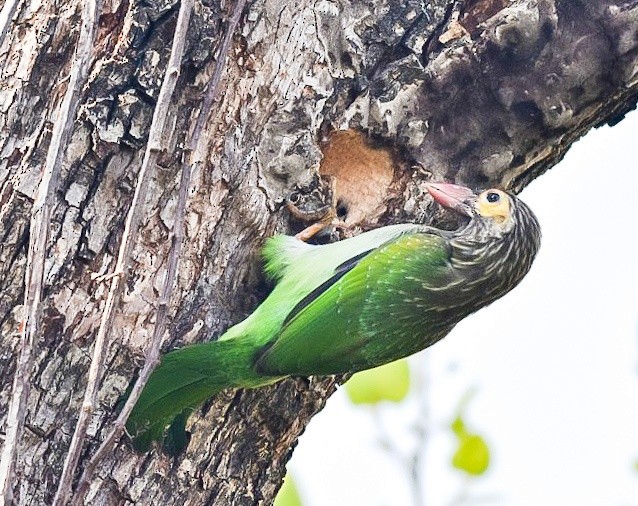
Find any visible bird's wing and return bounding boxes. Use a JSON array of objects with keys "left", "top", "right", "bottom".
[{"left": 254, "top": 232, "right": 457, "bottom": 376}]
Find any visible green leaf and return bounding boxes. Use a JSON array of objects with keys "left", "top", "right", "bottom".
[
  {"left": 345, "top": 359, "right": 410, "bottom": 405},
  {"left": 274, "top": 473, "right": 302, "bottom": 506},
  {"left": 451, "top": 431, "right": 490, "bottom": 476},
  {"left": 449, "top": 389, "right": 490, "bottom": 476}
]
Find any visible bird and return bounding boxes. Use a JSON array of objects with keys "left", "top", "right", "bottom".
[{"left": 126, "top": 182, "right": 541, "bottom": 451}]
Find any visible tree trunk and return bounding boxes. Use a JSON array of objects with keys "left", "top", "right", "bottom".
[{"left": 0, "top": 0, "right": 636, "bottom": 503}]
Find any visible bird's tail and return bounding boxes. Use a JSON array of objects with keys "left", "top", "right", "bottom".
[{"left": 126, "top": 337, "right": 271, "bottom": 452}]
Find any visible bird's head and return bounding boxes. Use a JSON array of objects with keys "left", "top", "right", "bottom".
[
  {"left": 425, "top": 181, "right": 535, "bottom": 238},
  {"left": 425, "top": 181, "right": 541, "bottom": 311}
]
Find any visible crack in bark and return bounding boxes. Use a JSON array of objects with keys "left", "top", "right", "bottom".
[{"left": 420, "top": 0, "right": 464, "bottom": 67}]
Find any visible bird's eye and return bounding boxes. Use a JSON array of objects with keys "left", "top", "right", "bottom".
[
  {"left": 477, "top": 189, "right": 509, "bottom": 222},
  {"left": 486, "top": 192, "right": 500, "bottom": 203}
]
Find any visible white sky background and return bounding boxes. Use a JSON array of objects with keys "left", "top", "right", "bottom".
[{"left": 288, "top": 109, "right": 638, "bottom": 506}]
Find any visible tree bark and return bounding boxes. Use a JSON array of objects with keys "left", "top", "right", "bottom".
[{"left": 0, "top": 0, "right": 636, "bottom": 503}]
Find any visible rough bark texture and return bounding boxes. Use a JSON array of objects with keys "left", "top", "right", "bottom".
[{"left": 0, "top": 0, "right": 637, "bottom": 503}]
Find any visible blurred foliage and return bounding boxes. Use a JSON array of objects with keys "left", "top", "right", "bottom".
[
  {"left": 274, "top": 473, "right": 302, "bottom": 506},
  {"left": 450, "top": 396, "right": 490, "bottom": 476},
  {"left": 345, "top": 359, "right": 410, "bottom": 405}
]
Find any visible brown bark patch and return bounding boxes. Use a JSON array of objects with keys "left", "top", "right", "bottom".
[{"left": 319, "top": 130, "right": 394, "bottom": 225}]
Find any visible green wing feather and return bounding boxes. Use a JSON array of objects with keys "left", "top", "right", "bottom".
[
  {"left": 255, "top": 233, "right": 459, "bottom": 376},
  {"left": 224, "top": 224, "right": 432, "bottom": 346}
]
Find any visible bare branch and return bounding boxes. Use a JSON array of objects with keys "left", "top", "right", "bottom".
[
  {"left": 70, "top": 0, "right": 249, "bottom": 501},
  {"left": 51, "top": 1, "right": 198, "bottom": 503},
  {"left": 0, "top": 0, "right": 100, "bottom": 502},
  {"left": 189, "top": 0, "right": 248, "bottom": 154}
]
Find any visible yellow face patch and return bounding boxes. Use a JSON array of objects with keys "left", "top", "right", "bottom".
[{"left": 476, "top": 189, "right": 510, "bottom": 223}]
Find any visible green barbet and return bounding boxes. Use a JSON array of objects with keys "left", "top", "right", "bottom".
[{"left": 127, "top": 182, "right": 541, "bottom": 450}]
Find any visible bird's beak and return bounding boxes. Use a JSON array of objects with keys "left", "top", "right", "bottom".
[{"left": 425, "top": 182, "right": 476, "bottom": 217}]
